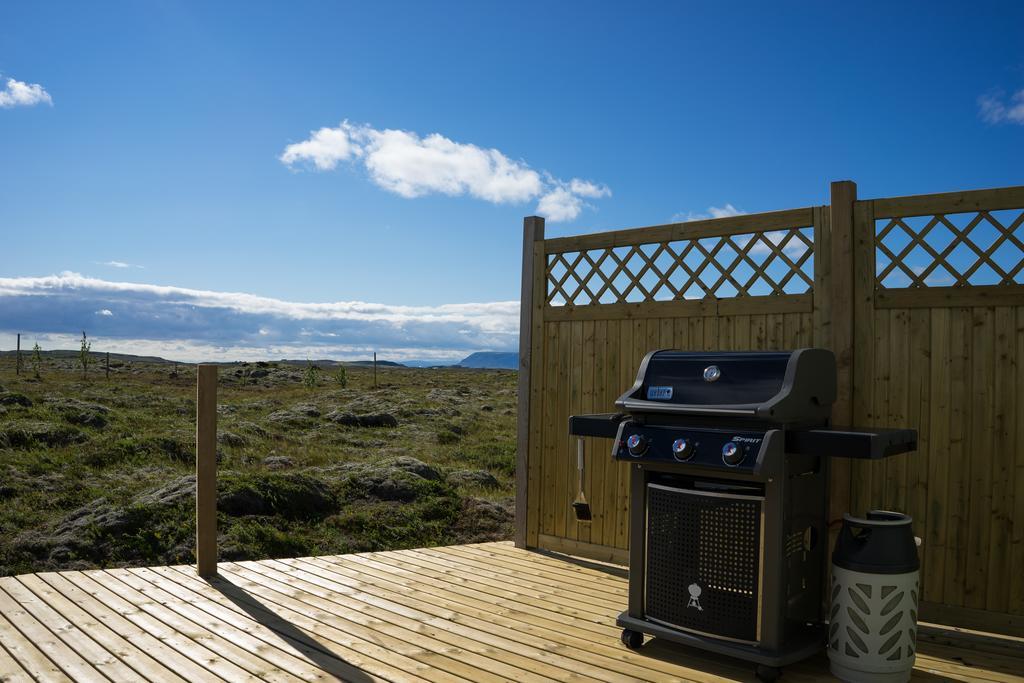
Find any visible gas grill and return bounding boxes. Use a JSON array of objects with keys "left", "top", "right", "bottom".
[{"left": 568, "top": 348, "right": 916, "bottom": 681}]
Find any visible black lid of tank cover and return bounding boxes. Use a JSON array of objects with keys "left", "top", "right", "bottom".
[{"left": 832, "top": 510, "right": 920, "bottom": 574}]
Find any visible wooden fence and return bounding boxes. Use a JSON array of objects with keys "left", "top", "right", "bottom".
[{"left": 514, "top": 180, "right": 1024, "bottom": 634}]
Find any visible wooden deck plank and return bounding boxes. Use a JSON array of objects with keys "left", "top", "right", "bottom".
[
  {"left": 290, "top": 556, "right": 829, "bottom": 683},
  {"left": 0, "top": 543, "right": 1021, "bottom": 682},
  {"left": 0, "top": 637, "right": 29, "bottom": 683},
  {"left": 87, "top": 568, "right": 299, "bottom": 682},
  {"left": 389, "top": 548, "right": 618, "bottom": 616},
  {"left": 434, "top": 544, "right": 628, "bottom": 600},
  {"left": 4, "top": 576, "right": 142, "bottom": 682},
  {"left": 35, "top": 572, "right": 224, "bottom": 682},
  {"left": 331, "top": 552, "right": 617, "bottom": 636},
  {"left": 155, "top": 566, "right": 422, "bottom": 683},
  {"left": 216, "top": 562, "right": 498, "bottom": 683},
  {"left": 138, "top": 566, "right": 390, "bottom": 683},
  {"left": 15, "top": 574, "right": 187, "bottom": 683},
  {"left": 57, "top": 570, "right": 255, "bottom": 682},
  {"left": 0, "top": 582, "right": 103, "bottom": 682},
  {"left": 106, "top": 567, "right": 327, "bottom": 683},
  {"left": 226, "top": 560, "right": 601, "bottom": 683},
  {"left": 0, "top": 605, "right": 70, "bottom": 683},
  {"left": 446, "top": 542, "right": 629, "bottom": 594},
  {"left": 241, "top": 558, "right": 652, "bottom": 683},
  {"left": 288, "top": 556, "right": 712, "bottom": 682}
]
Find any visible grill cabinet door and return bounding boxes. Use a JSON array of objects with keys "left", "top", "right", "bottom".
[{"left": 644, "top": 483, "right": 764, "bottom": 643}]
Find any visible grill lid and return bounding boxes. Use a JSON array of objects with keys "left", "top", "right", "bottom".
[{"left": 615, "top": 348, "right": 836, "bottom": 423}]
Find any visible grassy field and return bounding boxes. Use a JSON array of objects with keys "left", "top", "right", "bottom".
[{"left": 0, "top": 354, "right": 516, "bottom": 577}]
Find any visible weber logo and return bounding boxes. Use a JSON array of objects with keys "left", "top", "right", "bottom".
[
  {"left": 646, "top": 385, "right": 673, "bottom": 400},
  {"left": 687, "top": 583, "right": 703, "bottom": 611}
]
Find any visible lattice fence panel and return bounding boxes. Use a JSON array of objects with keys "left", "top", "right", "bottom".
[
  {"left": 545, "top": 226, "right": 814, "bottom": 306},
  {"left": 875, "top": 208, "right": 1024, "bottom": 289}
]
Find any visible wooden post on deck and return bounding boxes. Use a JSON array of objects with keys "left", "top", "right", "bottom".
[
  {"left": 196, "top": 364, "right": 218, "bottom": 577},
  {"left": 515, "top": 216, "right": 544, "bottom": 548},
  {"left": 828, "top": 181, "right": 857, "bottom": 527}
]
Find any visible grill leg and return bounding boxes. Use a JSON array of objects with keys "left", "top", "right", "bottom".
[{"left": 756, "top": 664, "right": 781, "bottom": 681}]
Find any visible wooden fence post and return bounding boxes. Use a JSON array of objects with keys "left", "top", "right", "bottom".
[
  {"left": 829, "top": 180, "right": 857, "bottom": 526},
  {"left": 15, "top": 333, "right": 20, "bottom": 376},
  {"left": 196, "top": 364, "right": 218, "bottom": 577},
  {"left": 515, "top": 216, "right": 545, "bottom": 548}
]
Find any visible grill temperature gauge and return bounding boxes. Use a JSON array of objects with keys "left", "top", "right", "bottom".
[
  {"left": 626, "top": 434, "right": 648, "bottom": 457},
  {"left": 722, "top": 442, "right": 746, "bottom": 466},
  {"left": 671, "top": 438, "right": 695, "bottom": 461}
]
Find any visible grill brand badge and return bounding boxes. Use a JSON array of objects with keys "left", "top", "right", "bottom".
[
  {"left": 646, "top": 385, "right": 673, "bottom": 400},
  {"left": 687, "top": 583, "right": 703, "bottom": 611}
]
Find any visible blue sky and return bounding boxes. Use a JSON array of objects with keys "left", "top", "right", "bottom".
[{"left": 1, "top": 1, "right": 1022, "bottom": 361}]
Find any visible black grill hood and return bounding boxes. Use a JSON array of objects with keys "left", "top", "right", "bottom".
[{"left": 615, "top": 348, "right": 836, "bottom": 424}]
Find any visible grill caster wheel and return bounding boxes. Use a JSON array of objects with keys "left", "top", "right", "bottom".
[
  {"left": 755, "top": 664, "right": 781, "bottom": 681},
  {"left": 620, "top": 629, "right": 643, "bottom": 650}
]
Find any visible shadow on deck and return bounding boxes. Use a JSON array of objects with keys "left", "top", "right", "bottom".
[{"left": 0, "top": 542, "right": 1021, "bottom": 682}]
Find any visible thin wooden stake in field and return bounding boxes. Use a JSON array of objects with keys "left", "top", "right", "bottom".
[
  {"left": 374, "top": 352, "right": 377, "bottom": 388},
  {"left": 196, "top": 364, "right": 218, "bottom": 578},
  {"left": 105, "top": 352, "right": 110, "bottom": 380},
  {"left": 15, "top": 333, "right": 20, "bottom": 376}
]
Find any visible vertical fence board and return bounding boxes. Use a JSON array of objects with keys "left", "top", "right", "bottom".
[
  {"left": 986, "top": 307, "right": 1015, "bottom": 612},
  {"left": 887, "top": 309, "right": 909, "bottom": 514},
  {"left": 907, "top": 307, "right": 931, "bottom": 586},
  {"left": 1011, "top": 306, "right": 1024, "bottom": 615},
  {"left": 945, "top": 308, "right": 971, "bottom": 606},
  {"left": 966, "top": 307, "right": 995, "bottom": 609},
  {"left": 602, "top": 319, "right": 621, "bottom": 549},
  {"left": 591, "top": 319, "right": 609, "bottom": 544},
  {"left": 925, "top": 307, "right": 951, "bottom": 604},
  {"left": 579, "top": 319, "right": 596, "bottom": 545},
  {"left": 540, "top": 322, "right": 559, "bottom": 542}
]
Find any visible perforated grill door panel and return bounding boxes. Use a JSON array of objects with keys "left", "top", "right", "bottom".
[{"left": 645, "top": 483, "right": 763, "bottom": 643}]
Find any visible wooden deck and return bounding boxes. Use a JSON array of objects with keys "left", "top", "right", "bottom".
[{"left": 0, "top": 542, "right": 1020, "bottom": 682}]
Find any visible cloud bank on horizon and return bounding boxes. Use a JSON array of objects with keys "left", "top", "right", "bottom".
[
  {"left": 280, "top": 121, "right": 610, "bottom": 222},
  {"left": 0, "top": 273, "right": 518, "bottom": 363},
  {"left": 0, "top": 76, "right": 52, "bottom": 108}
]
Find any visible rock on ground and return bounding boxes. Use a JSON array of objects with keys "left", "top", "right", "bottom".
[
  {"left": 326, "top": 411, "right": 398, "bottom": 428},
  {"left": 447, "top": 469, "right": 501, "bottom": 489}
]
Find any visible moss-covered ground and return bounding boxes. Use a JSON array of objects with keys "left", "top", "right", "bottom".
[{"left": 0, "top": 355, "right": 516, "bottom": 576}]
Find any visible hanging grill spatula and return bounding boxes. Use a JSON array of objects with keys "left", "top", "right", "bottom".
[{"left": 572, "top": 437, "right": 592, "bottom": 521}]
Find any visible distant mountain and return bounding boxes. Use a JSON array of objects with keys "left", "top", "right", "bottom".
[
  {"left": 402, "top": 360, "right": 457, "bottom": 368},
  {"left": 347, "top": 360, "right": 405, "bottom": 367},
  {"left": 457, "top": 352, "right": 518, "bottom": 370},
  {"left": 0, "top": 349, "right": 177, "bottom": 364}
]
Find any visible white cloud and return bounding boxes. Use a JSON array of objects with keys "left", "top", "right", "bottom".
[
  {"left": 99, "top": 260, "right": 144, "bottom": 269},
  {"left": 280, "top": 120, "right": 608, "bottom": 221},
  {"left": 0, "top": 77, "right": 52, "bottom": 108},
  {"left": 280, "top": 124, "right": 363, "bottom": 170},
  {"left": 672, "top": 204, "right": 746, "bottom": 222},
  {"left": 979, "top": 89, "right": 1024, "bottom": 125},
  {"left": 536, "top": 187, "right": 582, "bottom": 223},
  {"left": 95, "top": 309, "right": 113, "bottom": 316}
]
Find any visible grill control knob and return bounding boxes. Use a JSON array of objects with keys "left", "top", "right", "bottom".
[
  {"left": 722, "top": 442, "right": 746, "bottom": 466},
  {"left": 626, "top": 434, "right": 648, "bottom": 457},
  {"left": 671, "top": 438, "right": 695, "bottom": 461}
]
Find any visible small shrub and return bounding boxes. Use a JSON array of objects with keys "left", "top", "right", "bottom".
[
  {"left": 79, "top": 331, "right": 91, "bottom": 379},
  {"left": 303, "top": 360, "right": 321, "bottom": 389},
  {"left": 31, "top": 343, "right": 43, "bottom": 379},
  {"left": 334, "top": 366, "right": 348, "bottom": 387}
]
